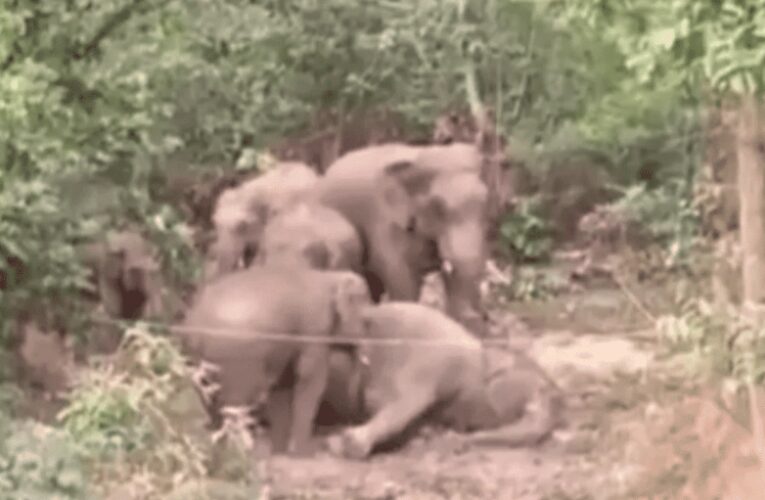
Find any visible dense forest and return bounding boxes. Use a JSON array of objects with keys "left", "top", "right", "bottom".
[{"left": 2, "top": 1, "right": 765, "bottom": 498}]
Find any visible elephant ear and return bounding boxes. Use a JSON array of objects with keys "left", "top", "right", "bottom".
[{"left": 383, "top": 160, "right": 437, "bottom": 197}]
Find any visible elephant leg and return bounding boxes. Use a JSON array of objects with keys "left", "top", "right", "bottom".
[
  {"left": 368, "top": 238, "right": 420, "bottom": 302},
  {"left": 329, "top": 387, "right": 434, "bottom": 460},
  {"left": 362, "top": 270, "right": 386, "bottom": 303},
  {"left": 287, "top": 346, "right": 330, "bottom": 456},
  {"left": 265, "top": 388, "right": 292, "bottom": 454}
]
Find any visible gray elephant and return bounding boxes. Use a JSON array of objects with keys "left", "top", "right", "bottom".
[
  {"left": 254, "top": 201, "right": 363, "bottom": 272},
  {"left": 178, "top": 265, "right": 372, "bottom": 456},
  {"left": 311, "top": 142, "right": 490, "bottom": 336},
  {"left": 81, "top": 228, "right": 165, "bottom": 321},
  {"left": 206, "top": 161, "right": 319, "bottom": 279},
  {"left": 322, "top": 302, "right": 565, "bottom": 460}
]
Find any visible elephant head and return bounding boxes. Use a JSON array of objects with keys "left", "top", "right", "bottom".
[
  {"left": 382, "top": 145, "right": 489, "bottom": 335},
  {"left": 86, "top": 229, "right": 164, "bottom": 320},
  {"left": 206, "top": 190, "right": 267, "bottom": 279},
  {"left": 206, "top": 162, "right": 319, "bottom": 280},
  {"left": 104, "top": 230, "right": 160, "bottom": 291},
  {"left": 256, "top": 203, "right": 363, "bottom": 272}
]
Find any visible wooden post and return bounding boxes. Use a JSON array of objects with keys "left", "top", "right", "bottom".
[{"left": 736, "top": 93, "right": 765, "bottom": 306}]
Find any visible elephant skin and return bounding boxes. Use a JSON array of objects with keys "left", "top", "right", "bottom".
[
  {"left": 178, "top": 265, "right": 372, "bottom": 456},
  {"left": 311, "top": 142, "right": 490, "bottom": 336},
  {"left": 206, "top": 162, "right": 319, "bottom": 279},
  {"left": 255, "top": 201, "right": 363, "bottom": 272},
  {"left": 80, "top": 229, "right": 164, "bottom": 321},
  {"left": 323, "top": 302, "right": 565, "bottom": 460}
]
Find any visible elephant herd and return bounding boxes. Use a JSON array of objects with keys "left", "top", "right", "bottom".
[
  {"left": 10, "top": 140, "right": 564, "bottom": 460},
  {"left": 178, "top": 141, "right": 565, "bottom": 460}
]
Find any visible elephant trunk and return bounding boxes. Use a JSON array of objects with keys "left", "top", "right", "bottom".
[
  {"left": 207, "top": 232, "right": 247, "bottom": 279},
  {"left": 440, "top": 223, "right": 489, "bottom": 336}
]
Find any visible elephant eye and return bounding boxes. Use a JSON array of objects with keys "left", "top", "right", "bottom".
[{"left": 405, "top": 217, "right": 417, "bottom": 233}]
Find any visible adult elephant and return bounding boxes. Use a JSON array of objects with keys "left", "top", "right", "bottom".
[
  {"left": 178, "top": 265, "right": 372, "bottom": 457},
  {"left": 310, "top": 142, "right": 490, "bottom": 336},
  {"left": 323, "top": 302, "right": 565, "bottom": 459}
]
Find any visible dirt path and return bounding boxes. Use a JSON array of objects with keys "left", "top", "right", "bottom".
[{"left": 268, "top": 286, "right": 659, "bottom": 500}]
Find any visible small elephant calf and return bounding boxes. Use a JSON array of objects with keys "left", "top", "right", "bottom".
[
  {"left": 178, "top": 265, "right": 372, "bottom": 456},
  {"left": 324, "top": 302, "right": 565, "bottom": 459},
  {"left": 255, "top": 201, "right": 363, "bottom": 272}
]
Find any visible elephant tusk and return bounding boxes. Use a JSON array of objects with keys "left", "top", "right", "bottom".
[{"left": 442, "top": 260, "right": 454, "bottom": 275}]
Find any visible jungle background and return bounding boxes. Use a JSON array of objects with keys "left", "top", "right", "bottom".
[{"left": 2, "top": 0, "right": 765, "bottom": 498}]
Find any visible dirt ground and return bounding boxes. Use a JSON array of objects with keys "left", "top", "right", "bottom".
[{"left": 264, "top": 281, "right": 664, "bottom": 500}]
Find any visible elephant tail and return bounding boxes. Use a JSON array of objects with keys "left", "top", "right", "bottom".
[{"left": 465, "top": 387, "right": 565, "bottom": 448}]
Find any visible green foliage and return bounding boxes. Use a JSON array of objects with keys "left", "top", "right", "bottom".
[
  {"left": 498, "top": 197, "right": 553, "bottom": 263},
  {"left": 612, "top": 182, "right": 700, "bottom": 268},
  {"left": 561, "top": 0, "right": 765, "bottom": 95},
  {"left": 0, "top": 421, "right": 89, "bottom": 500},
  {"left": 657, "top": 299, "right": 765, "bottom": 384},
  {"left": 55, "top": 327, "right": 237, "bottom": 498}
]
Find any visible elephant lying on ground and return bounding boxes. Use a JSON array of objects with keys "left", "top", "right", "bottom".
[
  {"left": 178, "top": 265, "right": 372, "bottom": 456},
  {"left": 322, "top": 302, "right": 565, "bottom": 460},
  {"left": 311, "top": 142, "right": 491, "bottom": 336},
  {"left": 254, "top": 201, "right": 363, "bottom": 272},
  {"left": 206, "top": 161, "right": 319, "bottom": 279}
]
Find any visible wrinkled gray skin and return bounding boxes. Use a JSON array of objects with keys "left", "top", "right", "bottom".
[
  {"left": 311, "top": 142, "right": 490, "bottom": 337},
  {"left": 81, "top": 229, "right": 164, "bottom": 320},
  {"left": 179, "top": 265, "right": 372, "bottom": 456},
  {"left": 323, "top": 302, "right": 565, "bottom": 460},
  {"left": 254, "top": 201, "right": 363, "bottom": 272},
  {"left": 206, "top": 162, "right": 319, "bottom": 280}
]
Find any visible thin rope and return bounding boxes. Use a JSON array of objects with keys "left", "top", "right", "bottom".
[{"left": 92, "top": 316, "right": 511, "bottom": 349}]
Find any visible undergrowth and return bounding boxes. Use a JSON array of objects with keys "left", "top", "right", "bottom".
[{"left": 0, "top": 327, "right": 260, "bottom": 500}]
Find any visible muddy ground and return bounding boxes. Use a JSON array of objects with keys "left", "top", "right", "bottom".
[
  {"left": 263, "top": 273, "right": 674, "bottom": 500},
  {"left": 14, "top": 257, "right": 761, "bottom": 499}
]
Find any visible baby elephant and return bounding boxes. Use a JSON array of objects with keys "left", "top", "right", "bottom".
[
  {"left": 325, "top": 302, "right": 565, "bottom": 459},
  {"left": 179, "top": 265, "right": 372, "bottom": 456},
  {"left": 255, "top": 201, "right": 363, "bottom": 272}
]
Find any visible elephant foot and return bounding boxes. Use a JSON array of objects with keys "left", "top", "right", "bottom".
[{"left": 326, "top": 426, "right": 373, "bottom": 460}]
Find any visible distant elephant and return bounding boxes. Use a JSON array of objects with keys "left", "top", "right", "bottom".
[
  {"left": 80, "top": 228, "right": 165, "bottom": 321},
  {"left": 206, "top": 161, "right": 319, "bottom": 279},
  {"left": 16, "top": 321, "right": 76, "bottom": 396},
  {"left": 323, "top": 302, "right": 565, "bottom": 460},
  {"left": 311, "top": 142, "right": 490, "bottom": 336},
  {"left": 178, "top": 265, "right": 372, "bottom": 456},
  {"left": 254, "top": 202, "right": 363, "bottom": 272}
]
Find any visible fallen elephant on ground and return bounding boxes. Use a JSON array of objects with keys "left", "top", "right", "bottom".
[{"left": 322, "top": 302, "right": 566, "bottom": 460}]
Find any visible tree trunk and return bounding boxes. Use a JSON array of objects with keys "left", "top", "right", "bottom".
[{"left": 736, "top": 93, "right": 765, "bottom": 305}]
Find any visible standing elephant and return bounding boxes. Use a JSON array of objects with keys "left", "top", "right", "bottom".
[
  {"left": 81, "top": 228, "right": 165, "bottom": 321},
  {"left": 254, "top": 202, "right": 363, "bottom": 272},
  {"left": 324, "top": 302, "right": 565, "bottom": 460},
  {"left": 178, "top": 265, "right": 372, "bottom": 456},
  {"left": 311, "top": 142, "right": 490, "bottom": 336},
  {"left": 206, "top": 161, "right": 319, "bottom": 279}
]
